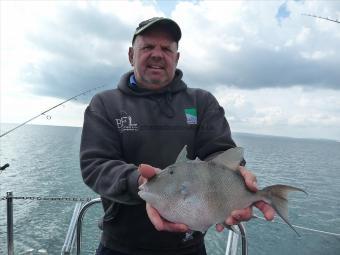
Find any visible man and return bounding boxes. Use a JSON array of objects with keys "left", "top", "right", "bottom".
[{"left": 80, "top": 17, "right": 274, "bottom": 255}]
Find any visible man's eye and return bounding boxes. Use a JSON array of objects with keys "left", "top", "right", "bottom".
[{"left": 143, "top": 46, "right": 153, "bottom": 50}]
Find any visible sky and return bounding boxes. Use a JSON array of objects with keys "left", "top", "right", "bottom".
[{"left": 1, "top": 0, "right": 340, "bottom": 141}]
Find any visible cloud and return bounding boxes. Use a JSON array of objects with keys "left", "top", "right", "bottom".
[
  {"left": 19, "top": 4, "right": 133, "bottom": 100},
  {"left": 5, "top": 0, "right": 340, "bottom": 101},
  {"left": 1, "top": 0, "right": 340, "bottom": 140},
  {"left": 175, "top": 1, "right": 340, "bottom": 90},
  {"left": 213, "top": 86, "right": 340, "bottom": 140},
  {"left": 4, "top": 1, "right": 164, "bottom": 101}
]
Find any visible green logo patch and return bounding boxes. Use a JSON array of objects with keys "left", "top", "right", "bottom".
[{"left": 185, "top": 108, "right": 197, "bottom": 124}]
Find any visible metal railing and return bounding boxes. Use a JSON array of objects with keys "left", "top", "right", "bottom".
[
  {"left": 225, "top": 223, "right": 247, "bottom": 255},
  {"left": 6, "top": 192, "right": 14, "bottom": 255},
  {"left": 239, "top": 223, "right": 247, "bottom": 255},
  {"left": 4, "top": 190, "right": 340, "bottom": 255},
  {"left": 4, "top": 192, "right": 247, "bottom": 255},
  {"left": 3, "top": 191, "right": 95, "bottom": 255},
  {"left": 61, "top": 202, "right": 83, "bottom": 255},
  {"left": 73, "top": 198, "right": 247, "bottom": 255},
  {"left": 75, "top": 198, "right": 102, "bottom": 255}
]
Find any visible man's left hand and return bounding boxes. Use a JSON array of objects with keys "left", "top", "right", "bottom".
[{"left": 215, "top": 166, "right": 276, "bottom": 232}]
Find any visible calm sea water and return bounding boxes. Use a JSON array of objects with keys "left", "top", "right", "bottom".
[{"left": 0, "top": 124, "right": 339, "bottom": 255}]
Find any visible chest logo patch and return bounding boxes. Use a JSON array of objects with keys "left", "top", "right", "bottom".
[
  {"left": 185, "top": 108, "right": 197, "bottom": 125},
  {"left": 115, "top": 111, "right": 138, "bottom": 132}
]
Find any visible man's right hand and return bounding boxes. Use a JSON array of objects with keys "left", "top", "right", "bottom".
[{"left": 138, "top": 164, "right": 189, "bottom": 232}]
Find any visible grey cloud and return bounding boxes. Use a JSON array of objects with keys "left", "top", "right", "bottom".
[
  {"left": 22, "top": 59, "right": 126, "bottom": 103},
  {"left": 22, "top": 5, "right": 133, "bottom": 101},
  {"left": 58, "top": 6, "right": 132, "bottom": 40},
  {"left": 179, "top": 1, "right": 340, "bottom": 91},
  {"left": 183, "top": 44, "right": 340, "bottom": 91},
  {"left": 21, "top": 3, "right": 340, "bottom": 103}
]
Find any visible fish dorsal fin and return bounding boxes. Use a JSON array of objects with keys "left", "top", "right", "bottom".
[
  {"left": 210, "top": 147, "right": 244, "bottom": 171},
  {"left": 175, "top": 145, "right": 188, "bottom": 163}
]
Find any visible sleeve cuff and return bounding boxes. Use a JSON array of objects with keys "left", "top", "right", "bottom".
[{"left": 127, "top": 169, "right": 143, "bottom": 201}]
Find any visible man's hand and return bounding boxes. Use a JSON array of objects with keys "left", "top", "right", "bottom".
[
  {"left": 138, "top": 164, "right": 189, "bottom": 232},
  {"left": 215, "top": 166, "right": 276, "bottom": 232}
]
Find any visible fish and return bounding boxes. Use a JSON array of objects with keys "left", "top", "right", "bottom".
[{"left": 138, "top": 146, "right": 307, "bottom": 234}]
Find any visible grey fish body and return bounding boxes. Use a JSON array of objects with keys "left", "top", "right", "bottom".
[{"left": 138, "top": 147, "right": 306, "bottom": 233}]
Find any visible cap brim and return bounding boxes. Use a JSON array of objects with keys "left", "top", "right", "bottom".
[{"left": 133, "top": 18, "right": 181, "bottom": 43}]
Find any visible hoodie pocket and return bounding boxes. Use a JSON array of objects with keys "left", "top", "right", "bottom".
[
  {"left": 99, "top": 201, "right": 121, "bottom": 230},
  {"left": 103, "top": 201, "right": 121, "bottom": 222}
]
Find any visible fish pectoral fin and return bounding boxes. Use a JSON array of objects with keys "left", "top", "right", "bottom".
[
  {"left": 175, "top": 145, "right": 189, "bottom": 163},
  {"left": 210, "top": 147, "right": 244, "bottom": 171}
]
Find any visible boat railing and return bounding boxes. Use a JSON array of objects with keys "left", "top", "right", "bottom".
[
  {"left": 61, "top": 202, "right": 83, "bottom": 255},
  {"left": 6, "top": 192, "right": 14, "bottom": 255},
  {"left": 3, "top": 192, "right": 246, "bottom": 255},
  {"left": 75, "top": 198, "right": 102, "bottom": 255},
  {"left": 72, "top": 198, "right": 248, "bottom": 255},
  {"left": 4, "top": 191, "right": 340, "bottom": 255},
  {"left": 3, "top": 191, "right": 95, "bottom": 255}
]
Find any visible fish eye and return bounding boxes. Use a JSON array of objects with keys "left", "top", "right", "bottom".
[{"left": 169, "top": 168, "right": 174, "bottom": 175}]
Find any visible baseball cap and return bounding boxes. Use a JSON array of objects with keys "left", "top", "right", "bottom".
[{"left": 132, "top": 17, "right": 182, "bottom": 44}]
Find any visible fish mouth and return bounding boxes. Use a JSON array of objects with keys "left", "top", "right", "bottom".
[
  {"left": 138, "top": 190, "right": 150, "bottom": 200},
  {"left": 137, "top": 190, "right": 144, "bottom": 198},
  {"left": 138, "top": 182, "right": 148, "bottom": 191},
  {"left": 138, "top": 184, "right": 149, "bottom": 199},
  {"left": 138, "top": 190, "right": 160, "bottom": 204}
]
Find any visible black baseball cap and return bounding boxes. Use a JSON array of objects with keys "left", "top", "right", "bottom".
[{"left": 132, "top": 17, "right": 182, "bottom": 44}]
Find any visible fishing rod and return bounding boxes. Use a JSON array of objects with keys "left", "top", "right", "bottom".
[
  {"left": 302, "top": 13, "right": 340, "bottom": 24},
  {"left": 0, "top": 163, "right": 10, "bottom": 175},
  {"left": 0, "top": 85, "right": 106, "bottom": 138}
]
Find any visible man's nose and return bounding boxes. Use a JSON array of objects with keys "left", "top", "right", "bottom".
[{"left": 150, "top": 47, "right": 163, "bottom": 59}]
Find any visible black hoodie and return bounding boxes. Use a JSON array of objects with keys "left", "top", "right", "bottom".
[{"left": 80, "top": 69, "right": 236, "bottom": 254}]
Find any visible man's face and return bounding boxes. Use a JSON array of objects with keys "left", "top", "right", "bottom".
[{"left": 129, "top": 28, "right": 180, "bottom": 90}]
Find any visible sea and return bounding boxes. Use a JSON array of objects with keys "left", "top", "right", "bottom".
[{"left": 0, "top": 124, "right": 339, "bottom": 255}]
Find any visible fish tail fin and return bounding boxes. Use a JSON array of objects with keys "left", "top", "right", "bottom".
[{"left": 259, "top": 184, "right": 307, "bottom": 236}]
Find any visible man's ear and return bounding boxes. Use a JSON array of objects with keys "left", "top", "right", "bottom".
[
  {"left": 128, "top": 47, "right": 134, "bottom": 66},
  {"left": 175, "top": 52, "right": 180, "bottom": 65}
]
